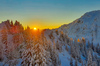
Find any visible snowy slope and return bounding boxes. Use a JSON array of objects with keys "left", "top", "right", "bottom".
[
  {"left": 58, "top": 10, "right": 100, "bottom": 44},
  {"left": 43, "top": 10, "right": 100, "bottom": 66},
  {"left": 59, "top": 47, "right": 70, "bottom": 66},
  {"left": 0, "top": 10, "right": 100, "bottom": 66}
]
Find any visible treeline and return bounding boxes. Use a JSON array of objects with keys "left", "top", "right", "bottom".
[
  {"left": 0, "top": 20, "right": 100, "bottom": 66},
  {"left": 49, "top": 29, "right": 100, "bottom": 66},
  {"left": 0, "top": 20, "right": 61, "bottom": 66}
]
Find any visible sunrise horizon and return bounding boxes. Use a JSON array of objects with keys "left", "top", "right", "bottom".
[
  {"left": 1, "top": 0, "right": 100, "bottom": 30},
  {"left": 0, "top": 19, "right": 69, "bottom": 30},
  {"left": 1, "top": 0, "right": 100, "bottom": 66}
]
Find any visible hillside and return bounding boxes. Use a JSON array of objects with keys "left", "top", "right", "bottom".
[
  {"left": 0, "top": 10, "right": 100, "bottom": 66},
  {"left": 44, "top": 10, "right": 100, "bottom": 66},
  {"left": 58, "top": 10, "right": 100, "bottom": 45}
]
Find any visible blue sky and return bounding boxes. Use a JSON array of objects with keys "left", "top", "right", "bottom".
[{"left": 0, "top": 0, "right": 100, "bottom": 29}]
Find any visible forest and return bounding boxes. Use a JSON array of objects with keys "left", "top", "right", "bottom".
[{"left": 0, "top": 20, "right": 100, "bottom": 66}]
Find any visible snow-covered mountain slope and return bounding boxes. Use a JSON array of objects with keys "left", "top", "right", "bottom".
[
  {"left": 43, "top": 10, "right": 100, "bottom": 66},
  {"left": 58, "top": 10, "right": 100, "bottom": 44},
  {"left": 0, "top": 10, "right": 100, "bottom": 66}
]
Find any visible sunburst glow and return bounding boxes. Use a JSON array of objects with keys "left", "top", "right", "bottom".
[{"left": 34, "top": 27, "right": 37, "bottom": 30}]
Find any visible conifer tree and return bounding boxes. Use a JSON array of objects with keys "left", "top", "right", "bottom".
[
  {"left": 10, "top": 21, "right": 13, "bottom": 27},
  {"left": 70, "top": 58, "right": 73, "bottom": 66},
  {"left": 1, "top": 27, "right": 8, "bottom": 56},
  {"left": 87, "top": 51, "right": 93, "bottom": 66},
  {"left": 75, "top": 59, "right": 78, "bottom": 66}
]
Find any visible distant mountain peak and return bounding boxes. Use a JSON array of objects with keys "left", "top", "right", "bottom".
[
  {"left": 57, "top": 10, "right": 100, "bottom": 44},
  {"left": 84, "top": 10, "right": 100, "bottom": 15},
  {"left": 80, "top": 10, "right": 100, "bottom": 22}
]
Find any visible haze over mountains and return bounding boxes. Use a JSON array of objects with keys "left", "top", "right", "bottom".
[{"left": 0, "top": 10, "right": 100, "bottom": 66}]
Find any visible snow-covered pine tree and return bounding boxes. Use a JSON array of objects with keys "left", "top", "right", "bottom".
[
  {"left": 98, "top": 45, "right": 100, "bottom": 55},
  {"left": 96, "top": 43, "right": 100, "bottom": 54},
  {"left": 48, "top": 40, "right": 61, "bottom": 66},
  {"left": 75, "top": 59, "right": 78, "bottom": 66},
  {"left": 5, "top": 20, "right": 10, "bottom": 30},
  {"left": 0, "top": 42, "right": 4, "bottom": 62},
  {"left": 21, "top": 47, "right": 35, "bottom": 66},
  {"left": 10, "top": 20, "right": 13, "bottom": 27},
  {"left": 49, "top": 31, "right": 54, "bottom": 41},
  {"left": 87, "top": 51, "right": 93, "bottom": 66},
  {"left": 55, "top": 29, "right": 59, "bottom": 35},
  {"left": 1, "top": 27, "right": 7, "bottom": 45},
  {"left": 21, "top": 33, "right": 52, "bottom": 66},
  {"left": 56, "top": 40, "right": 62, "bottom": 52},
  {"left": 79, "top": 38, "right": 87, "bottom": 59},
  {"left": 65, "top": 45, "right": 68, "bottom": 51},
  {"left": 92, "top": 61, "right": 97, "bottom": 66},
  {"left": 14, "top": 20, "right": 19, "bottom": 26},
  {"left": 33, "top": 43, "right": 52, "bottom": 66},
  {"left": 95, "top": 24, "right": 97, "bottom": 38},
  {"left": 70, "top": 41, "right": 75, "bottom": 58},
  {"left": 70, "top": 57, "right": 73, "bottom": 66},
  {"left": 74, "top": 39, "right": 81, "bottom": 59},
  {"left": 1, "top": 27, "right": 8, "bottom": 56},
  {"left": 22, "top": 43, "right": 52, "bottom": 66}
]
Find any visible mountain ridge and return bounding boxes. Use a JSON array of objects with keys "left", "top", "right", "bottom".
[{"left": 56, "top": 10, "right": 100, "bottom": 45}]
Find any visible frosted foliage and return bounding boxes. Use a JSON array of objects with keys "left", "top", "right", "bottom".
[{"left": 87, "top": 51, "right": 93, "bottom": 66}]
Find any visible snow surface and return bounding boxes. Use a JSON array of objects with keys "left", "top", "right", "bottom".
[
  {"left": 59, "top": 46, "right": 70, "bottom": 66},
  {"left": 44, "top": 10, "right": 100, "bottom": 66},
  {"left": 0, "top": 10, "right": 100, "bottom": 66},
  {"left": 58, "top": 10, "right": 100, "bottom": 45}
]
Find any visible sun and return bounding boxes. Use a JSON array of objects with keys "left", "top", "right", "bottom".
[{"left": 34, "top": 27, "right": 37, "bottom": 30}]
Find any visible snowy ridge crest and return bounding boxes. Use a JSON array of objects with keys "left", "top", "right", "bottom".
[{"left": 58, "top": 10, "right": 100, "bottom": 44}]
